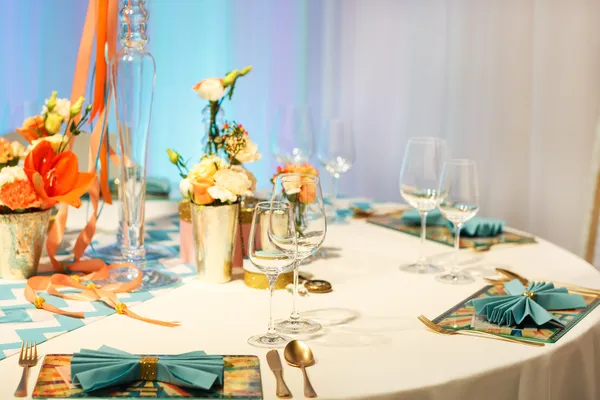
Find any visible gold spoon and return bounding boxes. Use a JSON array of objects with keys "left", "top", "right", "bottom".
[{"left": 284, "top": 340, "right": 317, "bottom": 398}]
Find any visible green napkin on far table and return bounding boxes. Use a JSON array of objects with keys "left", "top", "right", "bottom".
[
  {"left": 70, "top": 346, "right": 224, "bottom": 393},
  {"left": 402, "top": 209, "right": 504, "bottom": 237}
]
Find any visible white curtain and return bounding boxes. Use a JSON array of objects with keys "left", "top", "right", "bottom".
[{"left": 323, "top": 0, "right": 600, "bottom": 257}]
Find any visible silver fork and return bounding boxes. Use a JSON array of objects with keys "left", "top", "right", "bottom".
[{"left": 15, "top": 341, "right": 38, "bottom": 397}]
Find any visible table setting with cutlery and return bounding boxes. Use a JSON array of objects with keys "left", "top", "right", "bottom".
[
  {"left": 0, "top": 16, "right": 599, "bottom": 397},
  {"left": 3, "top": 134, "right": 600, "bottom": 399}
]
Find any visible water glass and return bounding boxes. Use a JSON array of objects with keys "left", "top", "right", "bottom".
[
  {"left": 272, "top": 173, "right": 327, "bottom": 334},
  {"left": 247, "top": 201, "right": 297, "bottom": 347},
  {"left": 317, "top": 119, "right": 355, "bottom": 221},
  {"left": 398, "top": 137, "right": 447, "bottom": 274},
  {"left": 436, "top": 159, "right": 479, "bottom": 284},
  {"left": 270, "top": 105, "right": 315, "bottom": 164}
]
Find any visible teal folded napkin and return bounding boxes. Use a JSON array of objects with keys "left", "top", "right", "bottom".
[
  {"left": 447, "top": 216, "right": 504, "bottom": 237},
  {"left": 468, "top": 279, "right": 586, "bottom": 327},
  {"left": 403, "top": 209, "right": 504, "bottom": 237},
  {"left": 401, "top": 209, "right": 446, "bottom": 226},
  {"left": 70, "top": 346, "right": 224, "bottom": 393}
]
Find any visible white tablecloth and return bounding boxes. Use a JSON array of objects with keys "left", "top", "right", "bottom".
[{"left": 0, "top": 201, "right": 599, "bottom": 399}]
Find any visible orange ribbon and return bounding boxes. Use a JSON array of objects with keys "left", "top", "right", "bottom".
[{"left": 25, "top": 0, "right": 177, "bottom": 328}]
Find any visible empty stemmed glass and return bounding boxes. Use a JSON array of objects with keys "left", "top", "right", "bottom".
[
  {"left": 272, "top": 173, "right": 327, "bottom": 334},
  {"left": 247, "top": 201, "right": 297, "bottom": 347},
  {"left": 317, "top": 119, "right": 356, "bottom": 222},
  {"left": 398, "top": 137, "right": 447, "bottom": 274},
  {"left": 270, "top": 105, "right": 315, "bottom": 164},
  {"left": 436, "top": 159, "right": 479, "bottom": 284}
]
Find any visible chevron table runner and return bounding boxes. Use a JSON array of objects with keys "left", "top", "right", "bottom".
[{"left": 0, "top": 213, "right": 196, "bottom": 361}]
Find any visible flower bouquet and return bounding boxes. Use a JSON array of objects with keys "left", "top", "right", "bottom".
[
  {"left": 0, "top": 91, "right": 94, "bottom": 279},
  {"left": 167, "top": 67, "right": 260, "bottom": 283}
]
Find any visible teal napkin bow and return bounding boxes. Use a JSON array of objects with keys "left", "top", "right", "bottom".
[
  {"left": 469, "top": 279, "right": 586, "bottom": 327},
  {"left": 71, "top": 346, "right": 224, "bottom": 393},
  {"left": 402, "top": 209, "right": 504, "bottom": 237}
]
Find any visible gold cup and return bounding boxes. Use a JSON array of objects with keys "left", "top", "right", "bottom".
[{"left": 190, "top": 203, "right": 239, "bottom": 283}]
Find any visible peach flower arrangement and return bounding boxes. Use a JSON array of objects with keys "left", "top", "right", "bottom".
[
  {"left": 166, "top": 67, "right": 260, "bottom": 206},
  {"left": 0, "top": 91, "right": 94, "bottom": 214}
]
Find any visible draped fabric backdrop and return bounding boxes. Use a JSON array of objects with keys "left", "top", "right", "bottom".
[{"left": 1, "top": 0, "right": 600, "bottom": 258}]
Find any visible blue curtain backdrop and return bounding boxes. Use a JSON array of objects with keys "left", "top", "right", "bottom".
[{"left": 0, "top": 0, "right": 328, "bottom": 192}]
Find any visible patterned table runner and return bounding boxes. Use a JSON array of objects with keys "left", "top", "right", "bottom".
[{"left": 0, "top": 213, "right": 195, "bottom": 361}]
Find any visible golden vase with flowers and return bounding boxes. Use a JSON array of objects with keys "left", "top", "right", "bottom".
[{"left": 167, "top": 66, "right": 261, "bottom": 283}]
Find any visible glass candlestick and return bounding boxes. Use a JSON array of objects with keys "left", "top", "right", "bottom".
[{"left": 106, "top": 0, "right": 178, "bottom": 289}]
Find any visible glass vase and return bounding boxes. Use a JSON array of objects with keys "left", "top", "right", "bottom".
[{"left": 106, "top": 0, "right": 178, "bottom": 289}]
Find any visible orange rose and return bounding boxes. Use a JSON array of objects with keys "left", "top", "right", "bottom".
[
  {"left": 24, "top": 141, "right": 95, "bottom": 208},
  {"left": 16, "top": 116, "right": 49, "bottom": 143},
  {"left": 190, "top": 177, "right": 215, "bottom": 205},
  {"left": 298, "top": 178, "right": 317, "bottom": 203}
]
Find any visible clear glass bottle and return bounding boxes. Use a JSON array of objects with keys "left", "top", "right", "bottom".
[{"left": 104, "top": 0, "right": 178, "bottom": 288}]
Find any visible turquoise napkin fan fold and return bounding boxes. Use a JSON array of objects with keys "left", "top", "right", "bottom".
[
  {"left": 468, "top": 279, "right": 586, "bottom": 327},
  {"left": 401, "top": 209, "right": 504, "bottom": 237},
  {"left": 70, "top": 346, "right": 224, "bottom": 393}
]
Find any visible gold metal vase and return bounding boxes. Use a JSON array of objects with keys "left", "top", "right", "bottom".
[
  {"left": 0, "top": 209, "right": 52, "bottom": 280},
  {"left": 190, "top": 203, "right": 239, "bottom": 283}
]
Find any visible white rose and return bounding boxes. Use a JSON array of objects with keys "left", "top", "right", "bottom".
[
  {"left": 28, "top": 134, "right": 66, "bottom": 153},
  {"left": 231, "top": 165, "right": 257, "bottom": 192},
  {"left": 281, "top": 175, "right": 302, "bottom": 195},
  {"left": 0, "top": 166, "right": 27, "bottom": 188},
  {"left": 234, "top": 137, "right": 262, "bottom": 163},
  {"left": 215, "top": 168, "right": 253, "bottom": 196},
  {"left": 207, "top": 185, "right": 237, "bottom": 203},
  {"left": 179, "top": 178, "right": 192, "bottom": 200},
  {"left": 193, "top": 78, "right": 226, "bottom": 102},
  {"left": 43, "top": 98, "right": 71, "bottom": 119}
]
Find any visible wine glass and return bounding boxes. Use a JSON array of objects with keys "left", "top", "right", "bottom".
[
  {"left": 317, "top": 119, "right": 356, "bottom": 222},
  {"left": 399, "top": 137, "right": 447, "bottom": 274},
  {"left": 436, "top": 159, "right": 479, "bottom": 284},
  {"left": 247, "top": 201, "right": 297, "bottom": 347},
  {"left": 270, "top": 105, "right": 315, "bottom": 164},
  {"left": 272, "top": 173, "right": 326, "bottom": 334}
]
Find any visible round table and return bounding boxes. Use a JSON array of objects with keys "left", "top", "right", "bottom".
[{"left": 0, "top": 200, "right": 599, "bottom": 400}]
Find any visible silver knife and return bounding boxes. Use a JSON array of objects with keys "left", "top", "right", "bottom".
[{"left": 267, "top": 349, "right": 292, "bottom": 398}]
